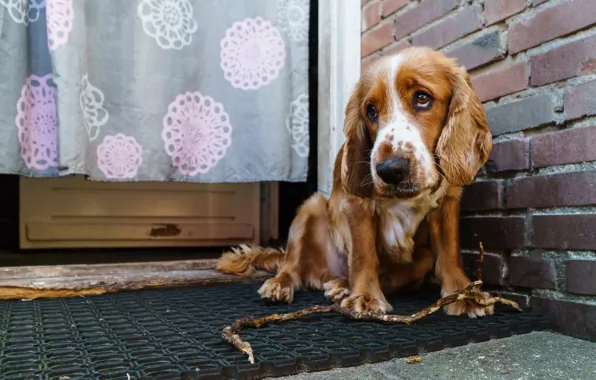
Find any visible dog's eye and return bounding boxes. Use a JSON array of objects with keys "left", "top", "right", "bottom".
[
  {"left": 366, "top": 104, "right": 379, "bottom": 122},
  {"left": 413, "top": 92, "right": 433, "bottom": 111}
]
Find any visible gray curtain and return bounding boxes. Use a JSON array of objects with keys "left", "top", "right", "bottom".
[{"left": 0, "top": 0, "right": 310, "bottom": 182}]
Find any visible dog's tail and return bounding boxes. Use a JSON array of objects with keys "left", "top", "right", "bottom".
[{"left": 215, "top": 244, "right": 286, "bottom": 276}]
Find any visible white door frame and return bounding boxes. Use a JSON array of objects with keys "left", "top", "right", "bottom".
[{"left": 317, "top": 0, "right": 361, "bottom": 196}]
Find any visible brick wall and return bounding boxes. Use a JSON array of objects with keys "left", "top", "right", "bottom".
[{"left": 361, "top": 0, "right": 596, "bottom": 340}]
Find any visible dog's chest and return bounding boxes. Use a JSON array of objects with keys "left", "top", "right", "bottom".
[{"left": 376, "top": 189, "right": 446, "bottom": 255}]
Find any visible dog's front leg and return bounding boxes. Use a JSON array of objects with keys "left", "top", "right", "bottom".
[{"left": 339, "top": 196, "right": 392, "bottom": 313}]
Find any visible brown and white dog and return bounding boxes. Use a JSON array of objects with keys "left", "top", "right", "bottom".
[{"left": 216, "top": 47, "right": 493, "bottom": 317}]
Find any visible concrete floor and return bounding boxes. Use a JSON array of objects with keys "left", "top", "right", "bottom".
[{"left": 277, "top": 331, "right": 596, "bottom": 380}]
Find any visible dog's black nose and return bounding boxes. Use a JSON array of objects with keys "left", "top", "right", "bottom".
[{"left": 376, "top": 157, "right": 410, "bottom": 185}]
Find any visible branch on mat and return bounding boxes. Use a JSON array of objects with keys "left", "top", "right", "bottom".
[{"left": 222, "top": 242, "right": 521, "bottom": 363}]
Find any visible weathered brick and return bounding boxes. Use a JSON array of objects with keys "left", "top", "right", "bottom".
[
  {"left": 461, "top": 181, "right": 502, "bottom": 212},
  {"left": 362, "top": 52, "right": 382, "bottom": 73},
  {"left": 530, "top": 34, "right": 596, "bottom": 87},
  {"left": 471, "top": 60, "right": 528, "bottom": 102},
  {"left": 566, "top": 260, "right": 596, "bottom": 295},
  {"left": 532, "top": 297, "right": 596, "bottom": 340},
  {"left": 383, "top": 39, "right": 412, "bottom": 56},
  {"left": 362, "top": 22, "right": 394, "bottom": 57},
  {"left": 484, "top": 0, "right": 526, "bottom": 26},
  {"left": 532, "top": 126, "right": 596, "bottom": 168},
  {"left": 509, "top": 256, "right": 556, "bottom": 289},
  {"left": 565, "top": 79, "right": 596, "bottom": 120},
  {"left": 486, "top": 139, "right": 530, "bottom": 172},
  {"left": 460, "top": 216, "right": 526, "bottom": 250},
  {"left": 362, "top": 0, "right": 381, "bottom": 32},
  {"left": 506, "top": 171, "right": 596, "bottom": 209},
  {"left": 509, "top": 0, "right": 596, "bottom": 54},
  {"left": 382, "top": 0, "right": 409, "bottom": 17},
  {"left": 533, "top": 0, "right": 549, "bottom": 5},
  {"left": 486, "top": 95, "right": 554, "bottom": 136},
  {"left": 412, "top": 5, "right": 482, "bottom": 50},
  {"left": 462, "top": 251, "right": 506, "bottom": 285},
  {"left": 394, "top": 0, "right": 459, "bottom": 40},
  {"left": 362, "top": 0, "right": 371, "bottom": 6},
  {"left": 533, "top": 214, "right": 596, "bottom": 250},
  {"left": 445, "top": 30, "right": 504, "bottom": 70}
]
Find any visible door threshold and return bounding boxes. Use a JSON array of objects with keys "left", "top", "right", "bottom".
[{"left": 0, "top": 259, "right": 271, "bottom": 300}]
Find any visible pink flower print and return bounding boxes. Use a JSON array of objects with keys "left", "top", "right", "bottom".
[
  {"left": 162, "top": 92, "right": 232, "bottom": 175},
  {"left": 96, "top": 134, "right": 144, "bottom": 179},
  {"left": 220, "top": 17, "right": 286, "bottom": 91},
  {"left": 46, "top": 0, "right": 74, "bottom": 51},
  {"left": 277, "top": 0, "right": 310, "bottom": 43},
  {"left": 15, "top": 74, "right": 58, "bottom": 171}
]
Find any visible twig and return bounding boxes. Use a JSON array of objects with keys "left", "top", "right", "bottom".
[
  {"left": 221, "top": 279, "right": 522, "bottom": 363},
  {"left": 476, "top": 241, "right": 485, "bottom": 282}
]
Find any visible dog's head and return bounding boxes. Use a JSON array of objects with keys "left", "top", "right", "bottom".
[{"left": 341, "top": 47, "right": 492, "bottom": 198}]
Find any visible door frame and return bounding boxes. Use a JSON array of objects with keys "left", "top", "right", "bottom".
[{"left": 316, "top": 0, "right": 361, "bottom": 196}]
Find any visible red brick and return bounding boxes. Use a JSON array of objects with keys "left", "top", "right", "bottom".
[
  {"left": 532, "top": 214, "right": 596, "bottom": 250},
  {"left": 383, "top": 38, "right": 412, "bottom": 56},
  {"left": 532, "top": 126, "right": 596, "bottom": 168},
  {"left": 362, "top": 52, "right": 382, "bottom": 74},
  {"left": 382, "top": 0, "right": 409, "bottom": 17},
  {"left": 460, "top": 216, "right": 527, "bottom": 250},
  {"left": 445, "top": 30, "right": 504, "bottom": 70},
  {"left": 509, "top": 0, "right": 596, "bottom": 54},
  {"left": 394, "top": 0, "right": 458, "bottom": 40},
  {"left": 506, "top": 171, "right": 596, "bottom": 209},
  {"left": 412, "top": 5, "right": 482, "bottom": 50},
  {"left": 362, "top": 22, "right": 394, "bottom": 57},
  {"left": 486, "top": 139, "right": 530, "bottom": 172},
  {"left": 461, "top": 180, "right": 503, "bottom": 212},
  {"left": 565, "top": 79, "right": 596, "bottom": 120},
  {"left": 486, "top": 95, "right": 554, "bottom": 136},
  {"left": 471, "top": 60, "right": 528, "bottom": 102},
  {"left": 362, "top": 0, "right": 381, "bottom": 32},
  {"left": 484, "top": 0, "right": 526, "bottom": 26},
  {"left": 567, "top": 260, "right": 596, "bottom": 296},
  {"left": 530, "top": 34, "right": 596, "bottom": 87},
  {"left": 362, "top": 0, "right": 372, "bottom": 5},
  {"left": 509, "top": 256, "right": 556, "bottom": 289},
  {"left": 532, "top": 297, "right": 596, "bottom": 340}
]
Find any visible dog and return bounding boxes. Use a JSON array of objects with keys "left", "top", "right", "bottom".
[{"left": 216, "top": 47, "right": 493, "bottom": 317}]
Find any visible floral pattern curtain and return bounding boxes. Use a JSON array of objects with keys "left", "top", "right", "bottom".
[{"left": 0, "top": 0, "right": 310, "bottom": 182}]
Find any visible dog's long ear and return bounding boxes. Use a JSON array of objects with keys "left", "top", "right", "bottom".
[
  {"left": 340, "top": 90, "right": 374, "bottom": 198},
  {"left": 436, "top": 65, "right": 492, "bottom": 186}
]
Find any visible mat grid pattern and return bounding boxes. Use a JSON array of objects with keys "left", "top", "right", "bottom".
[{"left": 0, "top": 283, "right": 551, "bottom": 379}]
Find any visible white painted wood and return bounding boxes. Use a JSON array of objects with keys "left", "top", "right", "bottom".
[
  {"left": 317, "top": 0, "right": 361, "bottom": 196},
  {"left": 19, "top": 176, "right": 260, "bottom": 249}
]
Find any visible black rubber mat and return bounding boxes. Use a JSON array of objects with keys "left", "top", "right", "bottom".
[{"left": 0, "top": 283, "right": 551, "bottom": 380}]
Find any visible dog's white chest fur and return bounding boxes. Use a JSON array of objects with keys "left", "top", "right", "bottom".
[{"left": 376, "top": 184, "right": 448, "bottom": 262}]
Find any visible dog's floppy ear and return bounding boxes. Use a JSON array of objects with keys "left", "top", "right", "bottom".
[
  {"left": 340, "top": 89, "right": 374, "bottom": 198},
  {"left": 436, "top": 65, "right": 492, "bottom": 186}
]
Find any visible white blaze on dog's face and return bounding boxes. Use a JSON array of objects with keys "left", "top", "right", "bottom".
[{"left": 340, "top": 46, "right": 491, "bottom": 199}]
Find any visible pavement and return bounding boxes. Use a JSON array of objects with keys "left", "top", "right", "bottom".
[{"left": 277, "top": 331, "right": 596, "bottom": 380}]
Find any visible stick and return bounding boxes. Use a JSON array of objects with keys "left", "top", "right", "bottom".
[
  {"left": 221, "top": 279, "right": 522, "bottom": 363},
  {"left": 476, "top": 241, "right": 485, "bottom": 282}
]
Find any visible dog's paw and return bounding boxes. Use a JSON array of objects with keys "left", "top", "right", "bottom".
[
  {"left": 323, "top": 279, "right": 350, "bottom": 304},
  {"left": 340, "top": 294, "right": 393, "bottom": 314},
  {"left": 258, "top": 277, "right": 294, "bottom": 303},
  {"left": 443, "top": 291, "right": 495, "bottom": 318}
]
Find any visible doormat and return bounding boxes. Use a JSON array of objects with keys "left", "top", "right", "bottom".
[{"left": 0, "top": 283, "right": 551, "bottom": 380}]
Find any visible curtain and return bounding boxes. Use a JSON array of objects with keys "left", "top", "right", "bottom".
[{"left": 0, "top": 0, "right": 310, "bottom": 182}]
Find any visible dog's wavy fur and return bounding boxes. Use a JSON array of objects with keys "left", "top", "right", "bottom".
[{"left": 217, "top": 47, "right": 493, "bottom": 317}]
